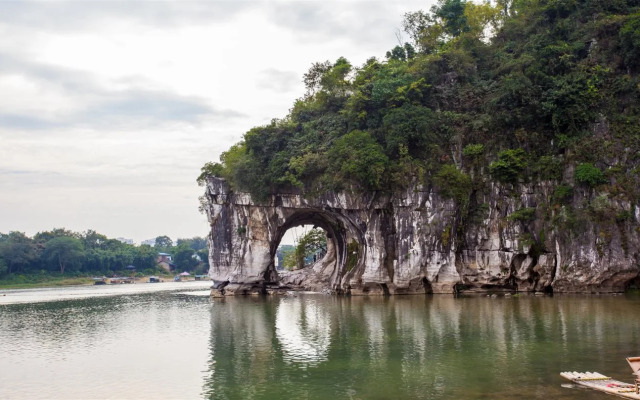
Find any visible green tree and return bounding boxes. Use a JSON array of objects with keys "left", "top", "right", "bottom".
[
  {"left": 173, "top": 243, "right": 199, "bottom": 272},
  {"left": 403, "top": 0, "right": 497, "bottom": 52},
  {"left": 462, "top": 144, "right": 484, "bottom": 157},
  {"left": 81, "top": 230, "right": 109, "bottom": 250},
  {"left": 33, "top": 228, "right": 77, "bottom": 243},
  {"left": 619, "top": 11, "right": 640, "bottom": 70},
  {"left": 489, "top": 149, "right": 527, "bottom": 184},
  {"left": 281, "top": 247, "right": 298, "bottom": 270},
  {"left": 154, "top": 235, "right": 173, "bottom": 249},
  {"left": 402, "top": 10, "right": 444, "bottom": 53},
  {"left": 43, "top": 236, "right": 84, "bottom": 274},
  {"left": 319, "top": 57, "right": 353, "bottom": 96},
  {"left": 84, "top": 249, "right": 111, "bottom": 274},
  {"left": 0, "top": 257, "right": 7, "bottom": 277},
  {"left": 386, "top": 45, "right": 408, "bottom": 62},
  {"left": 33, "top": 228, "right": 78, "bottom": 254},
  {"left": 177, "top": 237, "right": 207, "bottom": 251},
  {"left": 101, "top": 238, "right": 128, "bottom": 252},
  {"left": 328, "top": 130, "right": 389, "bottom": 190},
  {"left": 303, "top": 61, "right": 332, "bottom": 96},
  {"left": 293, "top": 229, "right": 328, "bottom": 269},
  {"left": 433, "top": 164, "right": 472, "bottom": 206},
  {"left": 197, "top": 162, "right": 224, "bottom": 186},
  {"left": 0, "top": 232, "right": 38, "bottom": 274},
  {"left": 381, "top": 104, "right": 435, "bottom": 158},
  {"left": 132, "top": 245, "right": 158, "bottom": 271},
  {"left": 434, "top": 0, "right": 470, "bottom": 38},
  {"left": 463, "top": 1, "right": 500, "bottom": 40}
]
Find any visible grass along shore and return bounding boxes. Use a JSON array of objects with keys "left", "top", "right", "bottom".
[{"left": 0, "top": 273, "right": 178, "bottom": 290}]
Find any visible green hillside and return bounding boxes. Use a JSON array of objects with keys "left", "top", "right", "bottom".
[{"left": 199, "top": 0, "right": 640, "bottom": 207}]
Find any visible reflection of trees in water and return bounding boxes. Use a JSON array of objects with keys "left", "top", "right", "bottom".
[
  {"left": 203, "top": 297, "right": 278, "bottom": 399},
  {"left": 1, "top": 296, "right": 159, "bottom": 357},
  {"left": 203, "top": 295, "right": 640, "bottom": 400}
]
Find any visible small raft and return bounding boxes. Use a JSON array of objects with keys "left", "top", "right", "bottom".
[{"left": 560, "top": 371, "right": 640, "bottom": 399}]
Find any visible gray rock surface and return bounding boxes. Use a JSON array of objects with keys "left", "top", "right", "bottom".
[{"left": 204, "top": 177, "right": 640, "bottom": 295}]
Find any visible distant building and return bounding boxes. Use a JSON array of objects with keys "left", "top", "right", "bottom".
[
  {"left": 157, "top": 253, "right": 175, "bottom": 272},
  {"left": 116, "top": 237, "right": 134, "bottom": 245},
  {"left": 141, "top": 238, "right": 156, "bottom": 246}
]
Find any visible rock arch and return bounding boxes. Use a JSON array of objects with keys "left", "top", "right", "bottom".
[
  {"left": 204, "top": 177, "right": 458, "bottom": 296},
  {"left": 269, "top": 209, "right": 362, "bottom": 292},
  {"left": 203, "top": 177, "right": 640, "bottom": 295},
  {"left": 204, "top": 177, "right": 373, "bottom": 295}
]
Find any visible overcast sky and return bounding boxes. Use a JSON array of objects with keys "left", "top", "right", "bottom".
[{"left": 0, "top": 0, "right": 434, "bottom": 244}]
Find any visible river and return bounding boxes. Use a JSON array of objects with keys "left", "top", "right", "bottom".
[{"left": 1, "top": 283, "right": 639, "bottom": 399}]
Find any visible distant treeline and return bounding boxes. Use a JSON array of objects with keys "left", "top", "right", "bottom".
[{"left": 0, "top": 229, "right": 209, "bottom": 278}]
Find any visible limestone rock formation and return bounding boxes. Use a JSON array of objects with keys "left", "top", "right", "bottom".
[{"left": 204, "top": 177, "right": 640, "bottom": 295}]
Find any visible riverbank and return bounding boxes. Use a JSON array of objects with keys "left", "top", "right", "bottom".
[
  {"left": 0, "top": 276, "right": 94, "bottom": 290},
  {"left": 0, "top": 274, "right": 180, "bottom": 290}
]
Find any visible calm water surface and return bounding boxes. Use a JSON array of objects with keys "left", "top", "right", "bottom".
[{"left": 1, "top": 283, "right": 639, "bottom": 399}]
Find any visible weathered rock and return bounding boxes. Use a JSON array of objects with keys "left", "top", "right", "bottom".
[{"left": 204, "top": 177, "right": 640, "bottom": 294}]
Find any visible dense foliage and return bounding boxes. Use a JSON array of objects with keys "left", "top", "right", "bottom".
[
  {"left": 199, "top": 0, "right": 640, "bottom": 212},
  {"left": 0, "top": 229, "right": 209, "bottom": 280}
]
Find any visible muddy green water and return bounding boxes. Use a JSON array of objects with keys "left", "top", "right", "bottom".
[{"left": 1, "top": 284, "right": 639, "bottom": 399}]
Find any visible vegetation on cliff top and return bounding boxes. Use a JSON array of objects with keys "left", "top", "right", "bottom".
[{"left": 199, "top": 0, "right": 640, "bottom": 206}]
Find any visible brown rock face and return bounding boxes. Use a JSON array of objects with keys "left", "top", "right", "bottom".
[{"left": 203, "top": 177, "right": 640, "bottom": 295}]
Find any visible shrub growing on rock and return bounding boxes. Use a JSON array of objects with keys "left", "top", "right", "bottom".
[
  {"left": 575, "top": 163, "right": 606, "bottom": 187},
  {"left": 489, "top": 148, "right": 527, "bottom": 184},
  {"left": 433, "top": 164, "right": 471, "bottom": 206}
]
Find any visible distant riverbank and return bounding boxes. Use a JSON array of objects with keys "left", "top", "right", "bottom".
[{"left": 0, "top": 274, "right": 179, "bottom": 290}]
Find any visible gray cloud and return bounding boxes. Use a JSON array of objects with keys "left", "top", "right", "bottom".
[
  {"left": 0, "top": 52, "right": 89, "bottom": 93},
  {"left": 0, "top": 1, "right": 251, "bottom": 32},
  {"left": 78, "top": 90, "right": 236, "bottom": 127},
  {"left": 256, "top": 68, "right": 300, "bottom": 92},
  {"left": 0, "top": 169, "right": 34, "bottom": 175},
  {"left": 265, "top": 2, "right": 419, "bottom": 50},
  {"left": 0, "top": 52, "right": 245, "bottom": 130},
  {"left": 0, "top": 168, "right": 64, "bottom": 187},
  {"left": 0, "top": 114, "right": 62, "bottom": 130}
]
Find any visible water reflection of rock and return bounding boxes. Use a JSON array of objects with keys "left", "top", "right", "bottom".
[
  {"left": 204, "top": 297, "right": 278, "bottom": 399},
  {"left": 203, "top": 294, "right": 640, "bottom": 400},
  {"left": 275, "top": 298, "right": 331, "bottom": 366}
]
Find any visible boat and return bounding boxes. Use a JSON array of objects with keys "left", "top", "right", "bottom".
[
  {"left": 561, "top": 357, "right": 640, "bottom": 399},
  {"left": 92, "top": 277, "right": 107, "bottom": 285},
  {"left": 110, "top": 277, "right": 135, "bottom": 284}
]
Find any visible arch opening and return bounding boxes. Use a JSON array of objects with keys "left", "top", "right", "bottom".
[
  {"left": 276, "top": 224, "right": 329, "bottom": 272},
  {"left": 266, "top": 209, "right": 363, "bottom": 293}
]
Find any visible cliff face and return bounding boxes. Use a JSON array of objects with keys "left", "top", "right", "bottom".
[{"left": 204, "top": 176, "right": 640, "bottom": 295}]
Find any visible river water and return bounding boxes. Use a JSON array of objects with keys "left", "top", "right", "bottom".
[{"left": 1, "top": 283, "right": 639, "bottom": 399}]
